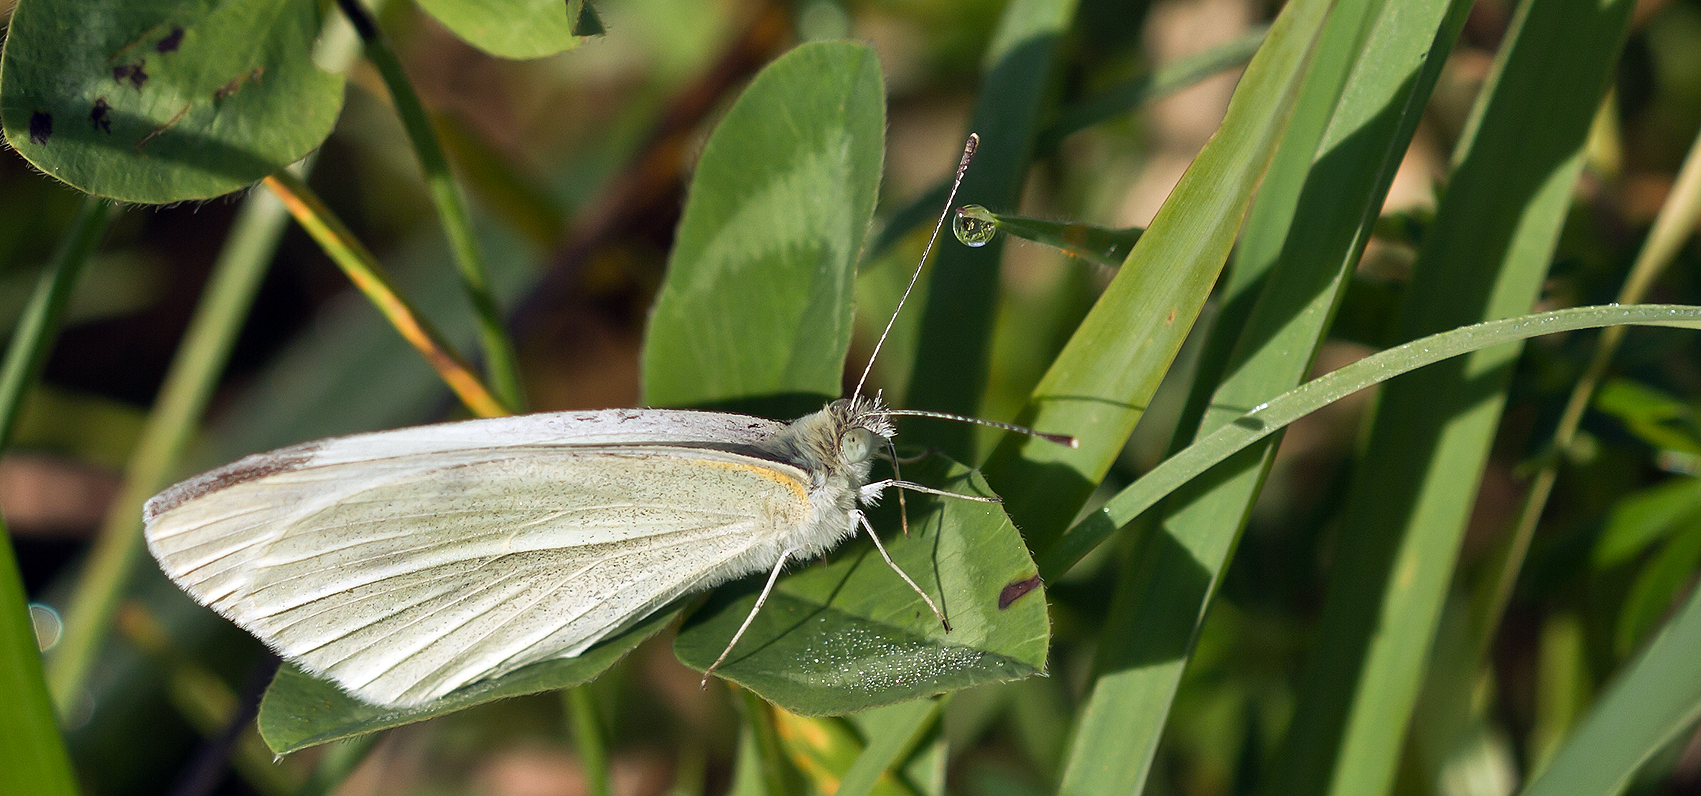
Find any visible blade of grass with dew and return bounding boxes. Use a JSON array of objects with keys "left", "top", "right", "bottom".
[
  {"left": 1055, "top": 2, "right": 1470, "bottom": 794},
  {"left": 951, "top": 205, "right": 1143, "bottom": 269},
  {"left": 979, "top": 0, "right": 1335, "bottom": 551},
  {"left": 1265, "top": 2, "right": 1632, "bottom": 794},
  {"left": 1518, "top": 584, "right": 1701, "bottom": 796},
  {"left": 333, "top": 0, "right": 525, "bottom": 413},
  {"left": 899, "top": 0, "right": 1079, "bottom": 461},
  {"left": 0, "top": 195, "right": 114, "bottom": 796},
  {"left": 262, "top": 170, "right": 506, "bottom": 418},
  {"left": 1037, "top": 305, "right": 1701, "bottom": 577}
]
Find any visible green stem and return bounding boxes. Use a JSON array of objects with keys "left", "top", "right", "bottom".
[
  {"left": 565, "top": 687, "right": 612, "bottom": 796},
  {"left": 335, "top": 0, "right": 526, "bottom": 414},
  {"left": 45, "top": 187, "right": 295, "bottom": 713},
  {"left": 263, "top": 171, "right": 506, "bottom": 418},
  {"left": 292, "top": 734, "right": 382, "bottom": 796},
  {"left": 0, "top": 195, "right": 113, "bottom": 796},
  {"left": 738, "top": 688, "right": 795, "bottom": 796}
]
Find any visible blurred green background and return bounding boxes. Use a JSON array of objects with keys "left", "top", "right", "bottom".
[{"left": 3, "top": 0, "right": 1701, "bottom": 795}]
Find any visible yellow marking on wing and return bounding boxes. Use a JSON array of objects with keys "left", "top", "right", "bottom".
[{"left": 697, "top": 458, "right": 810, "bottom": 504}]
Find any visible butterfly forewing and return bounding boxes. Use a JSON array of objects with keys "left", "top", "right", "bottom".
[{"left": 146, "top": 412, "right": 812, "bottom": 707}]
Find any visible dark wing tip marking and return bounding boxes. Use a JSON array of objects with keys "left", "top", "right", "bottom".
[
  {"left": 998, "top": 574, "right": 1043, "bottom": 610},
  {"left": 144, "top": 441, "right": 323, "bottom": 522}
]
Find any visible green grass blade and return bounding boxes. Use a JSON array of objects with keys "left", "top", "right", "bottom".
[
  {"left": 1266, "top": 1, "right": 1634, "bottom": 792},
  {"left": 1053, "top": 2, "right": 1469, "bottom": 793},
  {"left": 1038, "top": 26, "right": 1269, "bottom": 150},
  {"left": 832, "top": 698, "right": 943, "bottom": 796},
  {"left": 565, "top": 686, "right": 612, "bottom": 796},
  {"left": 899, "top": 0, "right": 1079, "bottom": 459},
  {"left": 0, "top": 195, "right": 114, "bottom": 796},
  {"left": 1519, "top": 585, "right": 1701, "bottom": 796},
  {"left": 1038, "top": 305, "right": 1701, "bottom": 578},
  {"left": 980, "top": 0, "right": 1335, "bottom": 550},
  {"left": 740, "top": 688, "right": 803, "bottom": 796}
]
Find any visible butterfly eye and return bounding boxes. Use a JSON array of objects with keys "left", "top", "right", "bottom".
[{"left": 841, "top": 428, "right": 875, "bottom": 463}]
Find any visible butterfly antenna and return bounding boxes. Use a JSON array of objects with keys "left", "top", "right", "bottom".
[
  {"left": 853, "top": 133, "right": 980, "bottom": 401},
  {"left": 885, "top": 408, "right": 1079, "bottom": 448}
]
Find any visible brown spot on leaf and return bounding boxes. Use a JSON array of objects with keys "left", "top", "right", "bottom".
[
  {"left": 90, "top": 98, "right": 112, "bottom": 133},
  {"left": 144, "top": 441, "right": 322, "bottom": 521},
  {"left": 113, "top": 61, "right": 148, "bottom": 90},
  {"left": 156, "top": 26, "right": 185, "bottom": 53},
  {"left": 998, "top": 574, "right": 1042, "bottom": 609},
  {"left": 28, "top": 112, "right": 52, "bottom": 144},
  {"left": 214, "top": 68, "right": 264, "bottom": 100}
]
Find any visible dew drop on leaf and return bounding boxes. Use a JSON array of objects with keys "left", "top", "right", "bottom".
[{"left": 953, "top": 204, "right": 998, "bottom": 248}]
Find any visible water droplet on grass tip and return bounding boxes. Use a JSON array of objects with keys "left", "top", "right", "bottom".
[{"left": 953, "top": 205, "right": 998, "bottom": 247}]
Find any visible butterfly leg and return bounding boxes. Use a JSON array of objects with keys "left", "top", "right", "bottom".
[
  {"left": 701, "top": 548, "right": 795, "bottom": 689},
  {"left": 854, "top": 510, "right": 951, "bottom": 632},
  {"left": 885, "top": 438, "right": 912, "bottom": 537}
]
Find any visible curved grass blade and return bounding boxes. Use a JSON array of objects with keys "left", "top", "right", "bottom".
[{"left": 1039, "top": 304, "right": 1701, "bottom": 577}]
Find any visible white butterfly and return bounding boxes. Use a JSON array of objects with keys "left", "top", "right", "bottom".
[
  {"left": 145, "top": 397, "right": 941, "bottom": 707},
  {"left": 143, "top": 133, "right": 1059, "bottom": 708}
]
